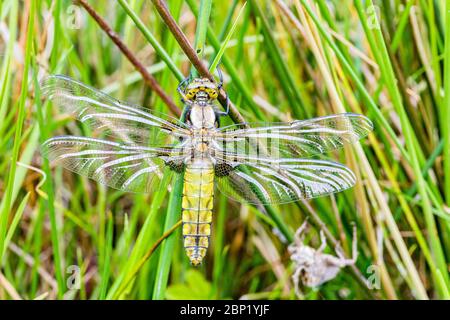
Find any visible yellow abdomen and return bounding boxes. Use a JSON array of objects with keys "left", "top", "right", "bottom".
[{"left": 182, "top": 159, "right": 214, "bottom": 266}]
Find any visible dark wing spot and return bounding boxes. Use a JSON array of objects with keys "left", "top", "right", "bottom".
[
  {"left": 166, "top": 160, "right": 185, "bottom": 173},
  {"left": 214, "top": 162, "right": 235, "bottom": 177}
]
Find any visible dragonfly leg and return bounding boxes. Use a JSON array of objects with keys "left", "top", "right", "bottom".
[
  {"left": 216, "top": 92, "right": 230, "bottom": 117},
  {"left": 177, "top": 75, "right": 191, "bottom": 103},
  {"left": 216, "top": 66, "right": 224, "bottom": 89},
  {"left": 214, "top": 66, "right": 229, "bottom": 116}
]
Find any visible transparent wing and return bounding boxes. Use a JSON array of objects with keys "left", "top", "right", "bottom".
[
  {"left": 214, "top": 113, "right": 373, "bottom": 158},
  {"left": 215, "top": 158, "right": 356, "bottom": 204},
  {"left": 42, "top": 136, "right": 186, "bottom": 193},
  {"left": 41, "top": 75, "right": 189, "bottom": 146},
  {"left": 41, "top": 75, "right": 190, "bottom": 192},
  {"left": 212, "top": 113, "right": 371, "bottom": 204}
]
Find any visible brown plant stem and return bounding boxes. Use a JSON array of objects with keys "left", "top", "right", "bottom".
[
  {"left": 151, "top": 0, "right": 247, "bottom": 125},
  {"left": 77, "top": 0, "right": 181, "bottom": 116},
  {"left": 152, "top": 0, "right": 209, "bottom": 76}
]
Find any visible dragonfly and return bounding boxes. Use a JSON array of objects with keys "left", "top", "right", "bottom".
[{"left": 41, "top": 74, "right": 373, "bottom": 266}]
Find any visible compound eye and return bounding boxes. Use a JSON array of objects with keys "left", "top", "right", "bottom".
[
  {"left": 185, "top": 88, "right": 198, "bottom": 100},
  {"left": 206, "top": 88, "right": 218, "bottom": 99}
]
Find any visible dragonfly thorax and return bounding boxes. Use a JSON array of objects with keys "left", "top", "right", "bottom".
[
  {"left": 188, "top": 104, "right": 217, "bottom": 129},
  {"left": 192, "top": 136, "right": 212, "bottom": 155}
]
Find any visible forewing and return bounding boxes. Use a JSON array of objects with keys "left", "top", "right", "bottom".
[
  {"left": 215, "top": 113, "right": 373, "bottom": 159},
  {"left": 42, "top": 136, "right": 185, "bottom": 193},
  {"left": 215, "top": 159, "right": 356, "bottom": 205},
  {"left": 41, "top": 75, "right": 189, "bottom": 146}
]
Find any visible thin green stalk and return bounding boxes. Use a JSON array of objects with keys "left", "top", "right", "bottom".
[
  {"left": 297, "top": 0, "right": 410, "bottom": 164},
  {"left": 118, "top": 0, "right": 184, "bottom": 81},
  {"left": 152, "top": 177, "right": 184, "bottom": 300},
  {"left": 99, "top": 213, "right": 114, "bottom": 299},
  {"left": 212, "top": 194, "right": 228, "bottom": 298},
  {"left": 216, "top": 0, "right": 239, "bottom": 41},
  {"left": 250, "top": 0, "right": 306, "bottom": 119},
  {"left": 33, "top": 61, "right": 65, "bottom": 297},
  {"left": 0, "top": 0, "right": 15, "bottom": 130},
  {"left": 50, "top": 0, "right": 62, "bottom": 71},
  {"left": 296, "top": 0, "right": 429, "bottom": 299},
  {"left": 209, "top": 2, "right": 247, "bottom": 73},
  {"left": 0, "top": 0, "right": 18, "bottom": 263},
  {"left": 30, "top": 203, "right": 45, "bottom": 298},
  {"left": 2, "top": 193, "right": 29, "bottom": 256},
  {"left": 186, "top": 0, "right": 265, "bottom": 120},
  {"left": 444, "top": 0, "right": 450, "bottom": 206},
  {"left": 194, "top": 0, "right": 213, "bottom": 61},
  {"left": 116, "top": 220, "right": 182, "bottom": 299},
  {"left": 403, "top": 140, "right": 444, "bottom": 202},
  {"left": 0, "top": 0, "right": 33, "bottom": 262},
  {"left": 426, "top": 0, "right": 442, "bottom": 102},
  {"left": 106, "top": 171, "right": 172, "bottom": 299},
  {"left": 189, "top": 0, "right": 212, "bottom": 79},
  {"left": 264, "top": 205, "right": 293, "bottom": 243},
  {"left": 391, "top": 0, "right": 415, "bottom": 52},
  {"left": 356, "top": 0, "right": 449, "bottom": 295}
]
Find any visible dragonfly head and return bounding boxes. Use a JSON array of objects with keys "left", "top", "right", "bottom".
[{"left": 185, "top": 78, "right": 219, "bottom": 103}]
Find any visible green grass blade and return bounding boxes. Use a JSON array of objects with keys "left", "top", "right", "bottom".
[
  {"left": 33, "top": 62, "right": 65, "bottom": 298},
  {"left": 152, "top": 176, "right": 184, "bottom": 300},
  {"left": 444, "top": 0, "right": 450, "bottom": 206},
  {"left": 186, "top": 0, "right": 265, "bottom": 120},
  {"left": 194, "top": 0, "right": 213, "bottom": 61},
  {"left": 249, "top": 0, "right": 306, "bottom": 119},
  {"left": 118, "top": 0, "right": 184, "bottom": 81},
  {"left": 0, "top": 0, "right": 18, "bottom": 264},
  {"left": 209, "top": 2, "right": 247, "bottom": 73},
  {"left": 99, "top": 212, "right": 114, "bottom": 299},
  {"left": 355, "top": 0, "right": 448, "bottom": 297},
  {"left": 2, "top": 193, "right": 30, "bottom": 256}
]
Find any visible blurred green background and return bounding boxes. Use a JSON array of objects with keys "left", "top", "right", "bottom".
[{"left": 0, "top": 0, "right": 449, "bottom": 300}]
